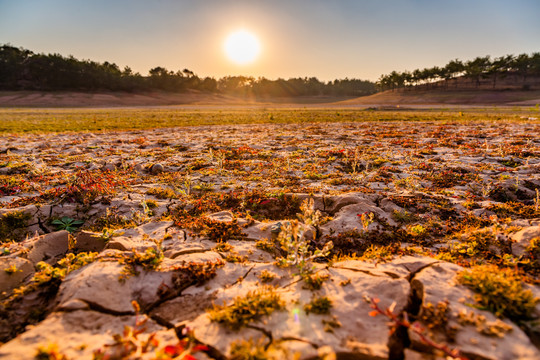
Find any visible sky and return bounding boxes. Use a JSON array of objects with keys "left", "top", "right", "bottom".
[{"left": 1, "top": 0, "right": 539, "bottom": 81}]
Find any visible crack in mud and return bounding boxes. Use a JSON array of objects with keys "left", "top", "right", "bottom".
[
  {"left": 387, "top": 261, "right": 440, "bottom": 360},
  {"left": 330, "top": 265, "right": 391, "bottom": 278},
  {"left": 229, "top": 265, "right": 255, "bottom": 287}
]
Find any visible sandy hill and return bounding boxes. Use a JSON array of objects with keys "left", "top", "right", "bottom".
[
  {"left": 339, "top": 89, "right": 540, "bottom": 106},
  {"left": 0, "top": 91, "right": 352, "bottom": 108}
]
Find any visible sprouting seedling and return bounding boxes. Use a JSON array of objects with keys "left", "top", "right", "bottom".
[
  {"left": 359, "top": 212, "right": 375, "bottom": 231},
  {"left": 207, "top": 149, "right": 226, "bottom": 175},
  {"left": 298, "top": 197, "right": 321, "bottom": 228},
  {"left": 351, "top": 147, "right": 361, "bottom": 175},
  {"left": 276, "top": 219, "right": 333, "bottom": 277},
  {"left": 534, "top": 189, "right": 539, "bottom": 212},
  {"left": 286, "top": 155, "right": 291, "bottom": 172},
  {"left": 215, "top": 151, "right": 226, "bottom": 175},
  {"left": 514, "top": 175, "right": 520, "bottom": 192},
  {"left": 177, "top": 169, "right": 193, "bottom": 196},
  {"left": 184, "top": 172, "right": 192, "bottom": 196},
  {"left": 99, "top": 228, "right": 123, "bottom": 242},
  {"left": 131, "top": 201, "right": 152, "bottom": 225},
  {"left": 51, "top": 217, "right": 84, "bottom": 233},
  {"left": 481, "top": 181, "right": 493, "bottom": 198}
]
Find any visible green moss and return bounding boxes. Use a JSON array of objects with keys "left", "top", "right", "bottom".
[
  {"left": 224, "top": 252, "right": 248, "bottom": 263},
  {"left": 302, "top": 272, "right": 329, "bottom": 290},
  {"left": 391, "top": 209, "right": 418, "bottom": 224},
  {"left": 0, "top": 210, "right": 31, "bottom": 243},
  {"left": 6, "top": 252, "right": 97, "bottom": 303},
  {"left": 213, "top": 241, "right": 234, "bottom": 252},
  {"left": 487, "top": 202, "right": 540, "bottom": 219},
  {"left": 229, "top": 337, "right": 288, "bottom": 360},
  {"left": 118, "top": 247, "right": 163, "bottom": 281},
  {"left": 141, "top": 199, "right": 158, "bottom": 209},
  {"left": 526, "top": 237, "right": 540, "bottom": 259},
  {"left": 255, "top": 238, "right": 275, "bottom": 253},
  {"left": 170, "top": 260, "right": 224, "bottom": 289},
  {"left": 34, "top": 343, "right": 68, "bottom": 360},
  {"left": 258, "top": 269, "right": 277, "bottom": 283},
  {"left": 202, "top": 218, "right": 245, "bottom": 242},
  {"left": 208, "top": 286, "right": 285, "bottom": 330},
  {"left": 304, "top": 296, "right": 333, "bottom": 315},
  {"left": 146, "top": 186, "right": 178, "bottom": 199},
  {"left": 458, "top": 265, "right": 538, "bottom": 321}
]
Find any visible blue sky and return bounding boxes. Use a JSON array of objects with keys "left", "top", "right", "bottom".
[{"left": 1, "top": 0, "right": 539, "bottom": 81}]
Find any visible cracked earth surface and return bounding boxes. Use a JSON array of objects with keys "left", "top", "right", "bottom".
[{"left": 0, "top": 120, "right": 539, "bottom": 359}]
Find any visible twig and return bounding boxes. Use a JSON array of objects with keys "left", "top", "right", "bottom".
[{"left": 364, "top": 296, "right": 469, "bottom": 360}]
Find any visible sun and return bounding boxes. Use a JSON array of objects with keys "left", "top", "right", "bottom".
[{"left": 224, "top": 30, "right": 261, "bottom": 65}]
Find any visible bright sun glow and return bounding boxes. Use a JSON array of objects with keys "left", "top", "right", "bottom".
[{"left": 224, "top": 30, "right": 261, "bottom": 65}]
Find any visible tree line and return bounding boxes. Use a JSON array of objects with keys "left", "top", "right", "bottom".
[
  {"left": 377, "top": 53, "right": 540, "bottom": 91},
  {"left": 0, "top": 44, "right": 375, "bottom": 97}
]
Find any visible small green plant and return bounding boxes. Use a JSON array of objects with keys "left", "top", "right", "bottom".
[
  {"left": 407, "top": 224, "right": 427, "bottom": 237},
  {"left": 457, "top": 308, "right": 513, "bottom": 337},
  {"left": 360, "top": 244, "right": 396, "bottom": 262},
  {"left": 526, "top": 237, "right": 540, "bottom": 260},
  {"left": 193, "top": 181, "right": 215, "bottom": 192},
  {"left": 131, "top": 201, "right": 154, "bottom": 225},
  {"left": 98, "top": 228, "right": 123, "bottom": 242},
  {"left": 359, "top": 212, "right": 374, "bottom": 231},
  {"left": 297, "top": 197, "right": 321, "bottom": 228},
  {"left": 146, "top": 186, "right": 178, "bottom": 199},
  {"left": 322, "top": 316, "right": 342, "bottom": 333},
  {"left": 275, "top": 220, "right": 333, "bottom": 277},
  {"left": 418, "top": 300, "right": 459, "bottom": 341},
  {"left": 302, "top": 272, "right": 329, "bottom": 290},
  {"left": 7, "top": 252, "right": 97, "bottom": 302},
  {"left": 224, "top": 252, "right": 248, "bottom": 263},
  {"left": 201, "top": 218, "right": 245, "bottom": 242},
  {"left": 119, "top": 246, "right": 164, "bottom": 281},
  {"left": 213, "top": 241, "right": 233, "bottom": 252},
  {"left": 208, "top": 286, "right": 285, "bottom": 330},
  {"left": 391, "top": 209, "right": 417, "bottom": 224},
  {"left": 51, "top": 217, "right": 85, "bottom": 233},
  {"left": 304, "top": 296, "right": 332, "bottom": 315},
  {"left": 4, "top": 264, "right": 21, "bottom": 274},
  {"left": 207, "top": 148, "right": 226, "bottom": 175},
  {"left": 229, "top": 337, "right": 288, "bottom": 360},
  {"left": 259, "top": 269, "right": 278, "bottom": 283},
  {"left": 458, "top": 265, "right": 539, "bottom": 321},
  {"left": 255, "top": 238, "right": 275, "bottom": 253},
  {"left": 168, "top": 260, "right": 224, "bottom": 294},
  {"left": 34, "top": 343, "right": 68, "bottom": 360},
  {"left": 141, "top": 199, "right": 158, "bottom": 209}
]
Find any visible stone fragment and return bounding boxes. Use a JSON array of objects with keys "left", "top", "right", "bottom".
[
  {"left": 0, "top": 257, "right": 34, "bottom": 293},
  {"left": 26, "top": 230, "right": 70, "bottom": 265}
]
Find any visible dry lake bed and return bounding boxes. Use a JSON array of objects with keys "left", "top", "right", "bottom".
[{"left": 0, "top": 110, "right": 539, "bottom": 359}]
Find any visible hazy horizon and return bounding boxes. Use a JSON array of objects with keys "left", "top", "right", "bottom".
[{"left": 1, "top": 0, "right": 539, "bottom": 82}]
